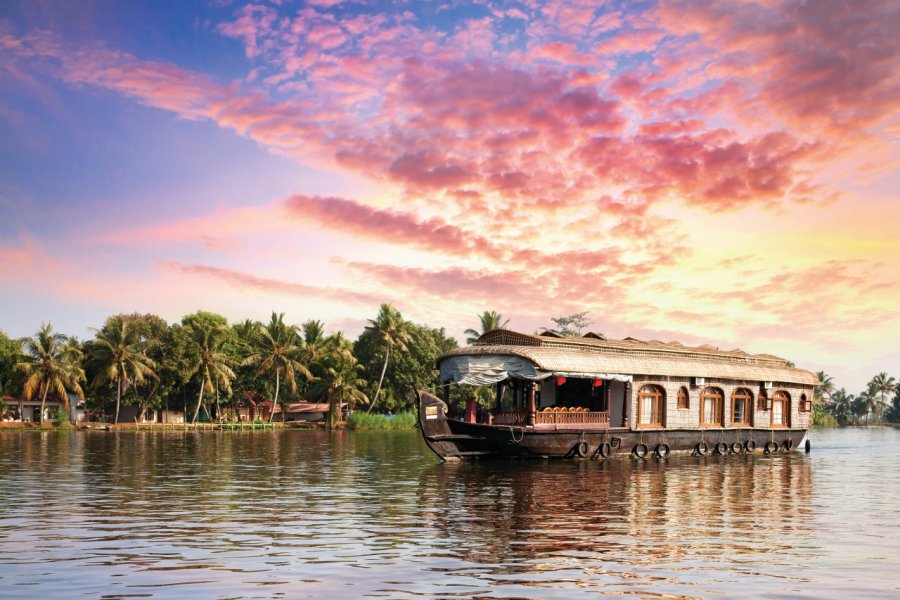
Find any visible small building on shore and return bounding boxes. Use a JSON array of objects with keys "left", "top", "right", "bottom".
[
  {"left": 2, "top": 393, "right": 86, "bottom": 423},
  {"left": 117, "top": 406, "right": 185, "bottom": 424}
]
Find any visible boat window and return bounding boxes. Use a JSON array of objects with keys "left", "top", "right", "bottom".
[
  {"left": 772, "top": 391, "right": 790, "bottom": 427},
  {"left": 799, "top": 393, "right": 810, "bottom": 412},
  {"left": 637, "top": 384, "right": 665, "bottom": 427},
  {"left": 677, "top": 386, "right": 689, "bottom": 409},
  {"left": 732, "top": 388, "right": 753, "bottom": 426},
  {"left": 757, "top": 391, "right": 769, "bottom": 412},
  {"left": 700, "top": 387, "right": 724, "bottom": 427}
]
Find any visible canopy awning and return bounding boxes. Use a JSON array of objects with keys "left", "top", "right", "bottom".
[{"left": 440, "top": 354, "right": 632, "bottom": 386}]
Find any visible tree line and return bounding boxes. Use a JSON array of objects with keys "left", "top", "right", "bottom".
[
  {"left": 813, "top": 371, "right": 900, "bottom": 426},
  {"left": 0, "top": 304, "right": 458, "bottom": 428}
]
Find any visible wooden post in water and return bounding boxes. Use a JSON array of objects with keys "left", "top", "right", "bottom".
[
  {"left": 623, "top": 382, "right": 631, "bottom": 428},
  {"left": 527, "top": 382, "right": 536, "bottom": 427}
]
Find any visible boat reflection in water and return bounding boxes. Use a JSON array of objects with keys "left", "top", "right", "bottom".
[{"left": 416, "top": 453, "right": 814, "bottom": 595}]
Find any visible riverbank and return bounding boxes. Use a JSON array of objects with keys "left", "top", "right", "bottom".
[
  {"left": 0, "top": 411, "right": 419, "bottom": 432},
  {"left": 0, "top": 421, "right": 314, "bottom": 431}
]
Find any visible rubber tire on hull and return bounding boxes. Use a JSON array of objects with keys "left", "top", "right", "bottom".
[
  {"left": 695, "top": 441, "right": 709, "bottom": 456},
  {"left": 574, "top": 441, "right": 589, "bottom": 458},
  {"left": 714, "top": 442, "right": 728, "bottom": 456},
  {"left": 731, "top": 441, "right": 744, "bottom": 454},
  {"left": 633, "top": 443, "right": 648, "bottom": 459},
  {"left": 745, "top": 439, "right": 757, "bottom": 452},
  {"left": 598, "top": 442, "right": 612, "bottom": 458},
  {"left": 783, "top": 439, "right": 794, "bottom": 452},
  {"left": 655, "top": 443, "right": 670, "bottom": 458},
  {"left": 764, "top": 441, "right": 779, "bottom": 454}
]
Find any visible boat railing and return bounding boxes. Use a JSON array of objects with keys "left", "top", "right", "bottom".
[
  {"left": 493, "top": 411, "right": 526, "bottom": 425},
  {"left": 535, "top": 410, "right": 609, "bottom": 425}
]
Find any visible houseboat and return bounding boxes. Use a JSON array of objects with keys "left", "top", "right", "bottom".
[{"left": 418, "top": 329, "right": 817, "bottom": 460}]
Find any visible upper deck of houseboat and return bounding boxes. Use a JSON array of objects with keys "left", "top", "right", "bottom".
[{"left": 437, "top": 329, "right": 818, "bottom": 432}]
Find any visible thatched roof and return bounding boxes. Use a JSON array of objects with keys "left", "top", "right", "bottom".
[{"left": 440, "top": 329, "right": 818, "bottom": 386}]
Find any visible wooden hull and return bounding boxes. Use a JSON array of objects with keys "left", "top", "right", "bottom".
[{"left": 418, "top": 390, "right": 807, "bottom": 460}]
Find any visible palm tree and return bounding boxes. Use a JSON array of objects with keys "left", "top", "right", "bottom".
[
  {"left": 828, "top": 388, "right": 853, "bottom": 426},
  {"left": 86, "top": 316, "right": 156, "bottom": 424},
  {"left": 309, "top": 333, "right": 368, "bottom": 429},
  {"left": 464, "top": 311, "right": 510, "bottom": 344},
  {"left": 859, "top": 383, "right": 880, "bottom": 427},
  {"left": 301, "top": 319, "right": 328, "bottom": 392},
  {"left": 365, "top": 304, "right": 411, "bottom": 413},
  {"left": 241, "top": 312, "right": 312, "bottom": 423},
  {"left": 870, "top": 372, "right": 896, "bottom": 424},
  {"left": 851, "top": 393, "right": 869, "bottom": 425},
  {"left": 187, "top": 322, "right": 235, "bottom": 424},
  {"left": 17, "top": 323, "right": 85, "bottom": 425},
  {"left": 302, "top": 320, "right": 327, "bottom": 346},
  {"left": 233, "top": 319, "right": 259, "bottom": 348},
  {"left": 814, "top": 371, "right": 835, "bottom": 406}
]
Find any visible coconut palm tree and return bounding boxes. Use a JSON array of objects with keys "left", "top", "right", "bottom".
[
  {"left": 17, "top": 323, "right": 85, "bottom": 425},
  {"left": 233, "top": 319, "right": 259, "bottom": 348},
  {"left": 858, "top": 383, "right": 881, "bottom": 427},
  {"left": 187, "top": 322, "right": 235, "bottom": 424},
  {"left": 365, "top": 304, "right": 411, "bottom": 413},
  {"left": 851, "top": 393, "right": 869, "bottom": 425},
  {"left": 464, "top": 311, "right": 510, "bottom": 344},
  {"left": 86, "top": 316, "right": 156, "bottom": 424},
  {"left": 309, "top": 333, "right": 368, "bottom": 429},
  {"left": 869, "top": 372, "right": 896, "bottom": 424},
  {"left": 814, "top": 371, "right": 835, "bottom": 406},
  {"left": 828, "top": 388, "right": 853, "bottom": 426},
  {"left": 302, "top": 320, "right": 327, "bottom": 347},
  {"left": 241, "top": 312, "right": 312, "bottom": 423}
]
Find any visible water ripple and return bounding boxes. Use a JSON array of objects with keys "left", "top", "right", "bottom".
[{"left": 1, "top": 427, "right": 899, "bottom": 598}]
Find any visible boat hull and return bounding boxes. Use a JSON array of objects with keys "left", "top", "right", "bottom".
[{"left": 418, "top": 390, "right": 807, "bottom": 460}]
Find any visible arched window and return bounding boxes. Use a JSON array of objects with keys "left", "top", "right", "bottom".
[
  {"left": 799, "top": 393, "right": 811, "bottom": 412},
  {"left": 732, "top": 388, "right": 753, "bottom": 426},
  {"left": 637, "top": 385, "right": 665, "bottom": 427},
  {"left": 757, "top": 391, "right": 769, "bottom": 412},
  {"left": 677, "top": 386, "right": 690, "bottom": 410},
  {"left": 772, "top": 391, "right": 791, "bottom": 427},
  {"left": 701, "top": 387, "right": 724, "bottom": 427}
]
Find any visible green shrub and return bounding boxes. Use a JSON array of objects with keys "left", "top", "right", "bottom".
[
  {"left": 347, "top": 411, "right": 417, "bottom": 431},
  {"left": 51, "top": 407, "right": 70, "bottom": 427},
  {"left": 813, "top": 405, "right": 837, "bottom": 427}
]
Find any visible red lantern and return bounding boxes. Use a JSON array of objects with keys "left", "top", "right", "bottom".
[
  {"left": 593, "top": 379, "right": 604, "bottom": 387},
  {"left": 556, "top": 376, "right": 567, "bottom": 386}
]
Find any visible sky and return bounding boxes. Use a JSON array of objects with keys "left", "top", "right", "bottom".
[{"left": 0, "top": 0, "right": 898, "bottom": 393}]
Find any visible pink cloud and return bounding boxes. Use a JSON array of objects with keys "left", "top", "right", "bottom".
[
  {"left": 3, "top": 7, "right": 845, "bottom": 223},
  {"left": 529, "top": 41, "right": 597, "bottom": 66},
  {"left": 657, "top": 0, "right": 900, "bottom": 135},
  {"left": 594, "top": 29, "right": 665, "bottom": 55},
  {"left": 162, "top": 261, "right": 381, "bottom": 306}
]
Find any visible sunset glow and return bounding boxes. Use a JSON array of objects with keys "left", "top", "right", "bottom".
[{"left": 1, "top": 0, "right": 898, "bottom": 390}]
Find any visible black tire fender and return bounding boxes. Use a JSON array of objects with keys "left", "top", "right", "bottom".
[
  {"left": 696, "top": 441, "right": 709, "bottom": 456},
  {"left": 731, "top": 441, "right": 744, "bottom": 454},
  {"left": 655, "top": 443, "right": 670, "bottom": 458},
  {"left": 783, "top": 439, "right": 794, "bottom": 451},
  {"left": 714, "top": 441, "right": 728, "bottom": 455},
  {"left": 764, "top": 440, "right": 779, "bottom": 454},
  {"left": 745, "top": 439, "right": 757, "bottom": 452},
  {"left": 598, "top": 441, "right": 612, "bottom": 458},
  {"left": 574, "top": 440, "right": 589, "bottom": 458},
  {"left": 633, "top": 443, "right": 648, "bottom": 459}
]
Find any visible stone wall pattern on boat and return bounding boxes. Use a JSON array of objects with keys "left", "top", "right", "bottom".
[{"left": 628, "top": 375, "right": 812, "bottom": 429}]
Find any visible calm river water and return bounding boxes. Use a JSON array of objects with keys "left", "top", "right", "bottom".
[{"left": 1, "top": 427, "right": 898, "bottom": 599}]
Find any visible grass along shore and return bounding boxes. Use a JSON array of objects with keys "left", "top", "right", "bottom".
[{"left": 0, "top": 413, "right": 419, "bottom": 432}]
